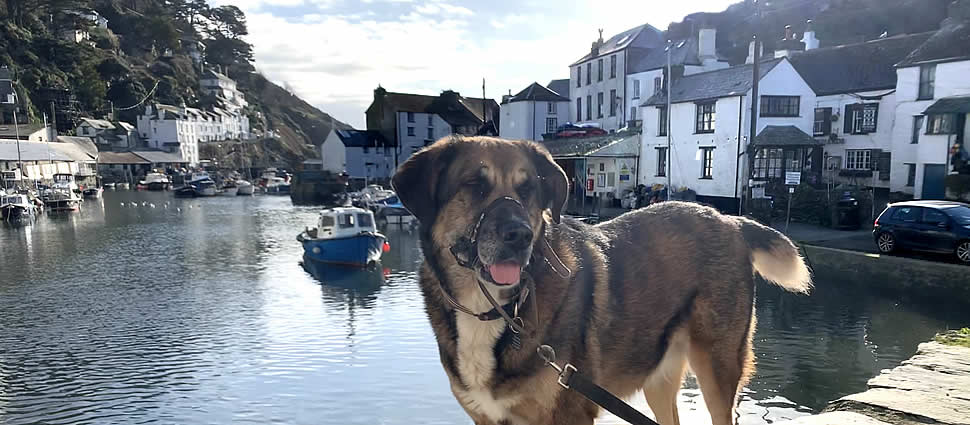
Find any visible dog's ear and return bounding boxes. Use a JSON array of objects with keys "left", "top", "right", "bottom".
[
  {"left": 529, "top": 144, "right": 568, "bottom": 224},
  {"left": 392, "top": 140, "right": 455, "bottom": 224}
]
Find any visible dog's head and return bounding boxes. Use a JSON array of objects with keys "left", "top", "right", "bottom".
[{"left": 392, "top": 136, "right": 568, "bottom": 288}]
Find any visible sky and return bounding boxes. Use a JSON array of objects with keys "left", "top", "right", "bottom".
[{"left": 210, "top": 0, "right": 738, "bottom": 129}]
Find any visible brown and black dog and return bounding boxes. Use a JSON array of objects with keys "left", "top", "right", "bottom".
[{"left": 392, "top": 136, "right": 811, "bottom": 425}]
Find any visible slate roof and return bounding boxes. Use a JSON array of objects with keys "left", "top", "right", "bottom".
[
  {"left": 133, "top": 150, "right": 187, "bottom": 163},
  {"left": 643, "top": 58, "right": 784, "bottom": 106},
  {"left": 0, "top": 141, "right": 74, "bottom": 161},
  {"left": 370, "top": 89, "right": 498, "bottom": 128},
  {"left": 788, "top": 32, "right": 934, "bottom": 96},
  {"left": 98, "top": 151, "right": 150, "bottom": 164},
  {"left": 378, "top": 92, "right": 436, "bottom": 114},
  {"left": 571, "top": 24, "right": 664, "bottom": 66},
  {"left": 897, "top": 20, "right": 970, "bottom": 67},
  {"left": 459, "top": 97, "right": 499, "bottom": 123},
  {"left": 50, "top": 141, "right": 97, "bottom": 162},
  {"left": 335, "top": 129, "right": 394, "bottom": 148},
  {"left": 79, "top": 117, "right": 115, "bottom": 130},
  {"left": 541, "top": 131, "right": 639, "bottom": 158},
  {"left": 627, "top": 37, "right": 729, "bottom": 74},
  {"left": 546, "top": 79, "right": 570, "bottom": 99},
  {"left": 923, "top": 95, "right": 970, "bottom": 114},
  {"left": 506, "top": 83, "right": 569, "bottom": 103},
  {"left": 56, "top": 136, "right": 98, "bottom": 158},
  {"left": 752, "top": 126, "right": 821, "bottom": 146},
  {"left": 0, "top": 124, "right": 46, "bottom": 139}
]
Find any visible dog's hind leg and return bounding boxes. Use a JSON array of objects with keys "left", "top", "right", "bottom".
[
  {"left": 687, "top": 312, "right": 755, "bottom": 425},
  {"left": 643, "top": 330, "right": 688, "bottom": 425}
]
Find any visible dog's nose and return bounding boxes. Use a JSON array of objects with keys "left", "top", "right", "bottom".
[{"left": 499, "top": 221, "right": 533, "bottom": 249}]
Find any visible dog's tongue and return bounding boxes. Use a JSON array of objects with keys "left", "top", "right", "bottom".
[{"left": 488, "top": 263, "right": 521, "bottom": 285}]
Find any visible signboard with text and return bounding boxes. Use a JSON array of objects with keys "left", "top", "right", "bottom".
[{"left": 785, "top": 172, "right": 801, "bottom": 186}]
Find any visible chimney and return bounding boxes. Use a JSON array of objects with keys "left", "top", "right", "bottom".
[
  {"left": 801, "top": 20, "right": 819, "bottom": 50},
  {"left": 698, "top": 26, "right": 717, "bottom": 63},
  {"left": 774, "top": 25, "right": 806, "bottom": 58},
  {"left": 745, "top": 40, "right": 764, "bottom": 64}
]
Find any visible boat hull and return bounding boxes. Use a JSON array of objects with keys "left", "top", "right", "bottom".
[
  {"left": 218, "top": 187, "right": 238, "bottom": 196},
  {"left": 1, "top": 205, "right": 34, "bottom": 221},
  {"left": 46, "top": 199, "right": 80, "bottom": 212},
  {"left": 83, "top": 188, "right": 103, "bottom": 199},
  {"left": 146, "top": 182, "right": 169, "bottom": 191},
  {"left": 236, "top": 182, "right": 254, "bottom": 195},
  {"left": 299, "top": 232, "right": 385, "bottom": 267}
]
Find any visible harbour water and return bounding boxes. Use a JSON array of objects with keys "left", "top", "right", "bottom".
[{"left": 1, "top": 191, "right": 968, "bottom": 424}]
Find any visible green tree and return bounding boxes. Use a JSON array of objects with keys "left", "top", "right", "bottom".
[{"left": 208, "top": 5, "right": 247, "bottom": 38}]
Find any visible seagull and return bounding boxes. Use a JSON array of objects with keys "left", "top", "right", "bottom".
[
  {"left": 149, "top": 203, "right": 155, "bottom": 208},
  {"left": 176, "top": 207, "right": 182, "bottom": 213},
  {"left": 120, "top": 202, "right": 125, "bottom": 207},
  {"left": 141, "top": 201, "right": 148, "bottom": 207},
  {"left": 129, "top": 202, "right": 138, "bottom": 207},
  {"left": 879, "top": 31, "right": 888, "bottom": 38}
]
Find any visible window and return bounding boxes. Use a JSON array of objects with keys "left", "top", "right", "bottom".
[
  {"left": 654, "top": 76, "right": 662, "bottom": 94},
  {"left": 597, "top": 59, "right": 603, "bottom": 82},
  {"left": 407, "top": 126, "right": 415, "bottom": 137},
  {"left": 609, "top": 89, "right": 616, "bottom": 116},
  {"left": 630, "top": 106, "right": 637, "bottom": 122},
  {"left": 845, "top": 149, "right": 871, "bottom": 170},
  {"left": 576, "top": 67, "right": 582, "bottom": 88},
  {"left": 760, "top": 96, "right": 800, "bottom": 117},
  {"left": 906, "top": 163, "right": 916, "bottom": 187},
  {"left": 633, "top": 80, "right": 640, "bottom": 98},
  {"left": 577, "top": 98, "right": 582, "bottom": 121},
  {"left": 922, "top": 208, "right": 948, "bottom": 225},
  {"left": 656, "top": 147, "right": 667, "bottom": 177},
  {"left": 406, "top": 112, "right": 415, "bottom": 123},
  {"left": 912, "top": 116, "right": 924, "bottom": 143},
  {"left": 547, "top": 102, "right": 557, "bottom": 114},
  {"left": 657, "top": 106, "right": 668, "bottom": 136},
  {"left": 844, "top": 103, "right": 879, "bottom": 134},
  {"left": 320, "top": 215, "right": 336, "bottom": 228},
  {"left": 926, "top": 114, "right": 953, "bottom": 134},
  {"left": 753, "top": 148, "right": 784, "bottom": 179},
  {"left": 892, "top": 206, "right": 919, "bottom": 222},
  {"left": 586, "top": 95, "right": 592, "bottom": 120},
  {"left": 599, "top": 163, "right": 605, "bottom": 171},
  {"left": 700, "top": 147, "right": 715, "bottom": 179},
  {"left": 586, "top": 63, "right": 591, "bottom": 85},
  {"left": 597, "top": 92, "right": 604, "bottom": 118},
  {"left": 428, "top": 115, "right": 433, "bottom": 126},
  {"left": 356, "top": 213, "right": 374, "bottom": 228},
  {"left": 695, "top": 101, "right": 715, "bottom": 133},
  {"left": 610, "top": 55, "right": 616, "bottom": 79},
  {"left": 363, "top": 146, "right": 369, "bottom": 154},
  {"left": 338, "top": 214, "right": 355, "bottom": 228},
  {"left": 918, "top": 65, "right": 935, "bottom": 100},
  {"left": 813, "top": 107, "right": 832, "bottom": 136},
  {"left": 546, "top": 117, "right": 557, "bottom": 134},
  {"left": 427, "top": 127, "right": 433, "bottom": 140}
]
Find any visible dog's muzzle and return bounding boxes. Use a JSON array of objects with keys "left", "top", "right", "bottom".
[{"left": 450, "top": 196, "right": 530, "bottom": 285}]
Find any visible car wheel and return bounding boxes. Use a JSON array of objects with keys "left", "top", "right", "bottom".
[
  {"left": 876, "top": 232, "right": 896, "bottom": 253},
  {"left": 956, "top": 241, "right": 970, "bottom": 264}
]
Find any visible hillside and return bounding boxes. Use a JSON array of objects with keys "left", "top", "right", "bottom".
[
  {"left": 666, "top": 0, "right": 951, "bottom": 63},
  {"left": 0, "top": 0, "right": 349, "bottom": 167}
]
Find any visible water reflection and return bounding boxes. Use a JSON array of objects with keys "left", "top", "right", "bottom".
[{"left": 0, "top": 191, "right": 967, "bottom": 425}]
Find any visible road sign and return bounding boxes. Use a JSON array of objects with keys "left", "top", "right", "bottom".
[{"left": 785, "top": 172, "right": 801, "bottom": 186}]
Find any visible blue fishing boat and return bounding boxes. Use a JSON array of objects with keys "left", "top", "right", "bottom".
[{"left": 297, "top": 207, "right": 388, "bottom": 267}]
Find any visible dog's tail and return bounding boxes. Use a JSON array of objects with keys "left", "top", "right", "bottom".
[{"left": 738, "top": 218, "right": 812, "bottom": 294}]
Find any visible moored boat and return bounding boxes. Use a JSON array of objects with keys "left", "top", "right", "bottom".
[
  {"left": 188, "top": 172, "right": 217, "bottom": 197},
  {"left": 218, "top": 181, "right": 238, "bottom": 196},
  {"left": 263, "top": 176, "right": 290, "bottom": 195},
  {"left": 82, "top": 187, "right": 103, "bottom": 199},
  {"left": 236, "top": 180, "right": 254, "bottom": 196},
  {"left": 45, "top": 174, "right": 82, "bottom": 212},
  {"left": 1, "top": 193, "right": 38, "bottom": 221},
  {"left": 297, "top": 207, "right": 388, "bottom": 267},
  {"left": 117, "top": 182, "right": 130, "bottom": 190},
  {"left": 141, "top": 173, "right": 171, "bottom": 191}
]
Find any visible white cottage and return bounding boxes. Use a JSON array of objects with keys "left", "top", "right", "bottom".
[{"left": 499, "top": 82, "right": 570, "bottom": 141}]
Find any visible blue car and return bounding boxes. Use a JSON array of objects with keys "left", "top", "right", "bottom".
[{"left": 873, "top": 200, "right": 970, "bottom": 263}]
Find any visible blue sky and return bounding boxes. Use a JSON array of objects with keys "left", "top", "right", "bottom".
[{"left": 212, "top": 0, "right": 737, "bottom": 128}]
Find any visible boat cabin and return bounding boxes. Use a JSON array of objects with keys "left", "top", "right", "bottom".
[
  {"left": 315, "top": 207, "right": 376, "bottom": 239},
  {"left": 1, "top": 194, "right": 30, "bottom": 206},
  {"left": 52, "top": 173, "right": 78, "bottom": 190}
]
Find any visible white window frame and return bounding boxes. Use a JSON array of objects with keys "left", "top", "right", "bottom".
[
  {"left": 633, "top": 80, "right": 640, "bottom": 99},
  {"left": 547, "top": 102, "right": 557, "bottom": 114},
  {"left": 545, "top": 117, "right": 558, "bottom": 134},
  {"left": 844, "top": 149, "right": 871, "bottom": 170}
]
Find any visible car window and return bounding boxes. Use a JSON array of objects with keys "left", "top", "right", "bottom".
[
  {"left": 922, "top": 208, "right": 948, "bottom": 225},
  {"left": 944, "top": 205, "right": 970, "bottom": 225},
  {"left": 892, "top": 206, "right": 919, "bottom": 222}
]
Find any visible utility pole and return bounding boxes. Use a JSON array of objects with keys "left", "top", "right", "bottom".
[
  {"left": 665, "top": 39, "right": 672, "bottom": 201},
  {"left": 482, "top": 78, "right": 487, "bottom": 129},
  {"left": 746, "top": 0, "right": 763, "bottom": 211}
]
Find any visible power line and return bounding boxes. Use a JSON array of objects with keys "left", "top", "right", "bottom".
[{"left": 114, "top": 79, "right": 161, "bottom": 111}]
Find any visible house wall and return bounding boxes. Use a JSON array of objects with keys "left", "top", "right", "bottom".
[
  {"left": 396, "top": 112, "right": 450, "bottom": 162},
  {"left": 890, "top": 60, "right": 970, "bottom": 198},
  {"left": 815, "top": 90, "right": 897, "bottom": 188},
  {"left": 345, "top": 146, "right": 395, "bottom": 180},
  {"left": 499, "top": 100, "right": 570, "bottom": 141},
  {"left": 582, "top": 157, "right": 638, "bottom": 198},
  {"left": 626, "top": 69, "right": 663, "bottom": 127},
  {"left": 570, "top": 52, "right": 628, "bottom": 131},
  {"left": 639, "top": 59, "right": 815, "bottom": 200},
  {"left": 320, "top": 130, "right": 346, "bottom": 173}
]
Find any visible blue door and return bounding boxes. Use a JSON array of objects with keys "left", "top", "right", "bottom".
[{"left": 921, "top": 164, "right": 946, "bottom": 200}]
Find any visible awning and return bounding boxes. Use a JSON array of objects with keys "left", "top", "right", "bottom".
[
  {"left": 752, "top": 125, "right": 822, "bottom": 147},
  {"left": 923, "top": 96, "right": 970, "bottom": 114}
]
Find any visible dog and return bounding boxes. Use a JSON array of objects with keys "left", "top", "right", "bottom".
[{"left": 391, "top": 136, "right": 811, "bottom": 425}]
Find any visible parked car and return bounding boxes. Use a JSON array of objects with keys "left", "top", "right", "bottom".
[
  {"left": 554, "top": 123, "right": 607, "bottom": 138},
  {"left": 872, "top": 200, "right": 970, "bottom": 263}
]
